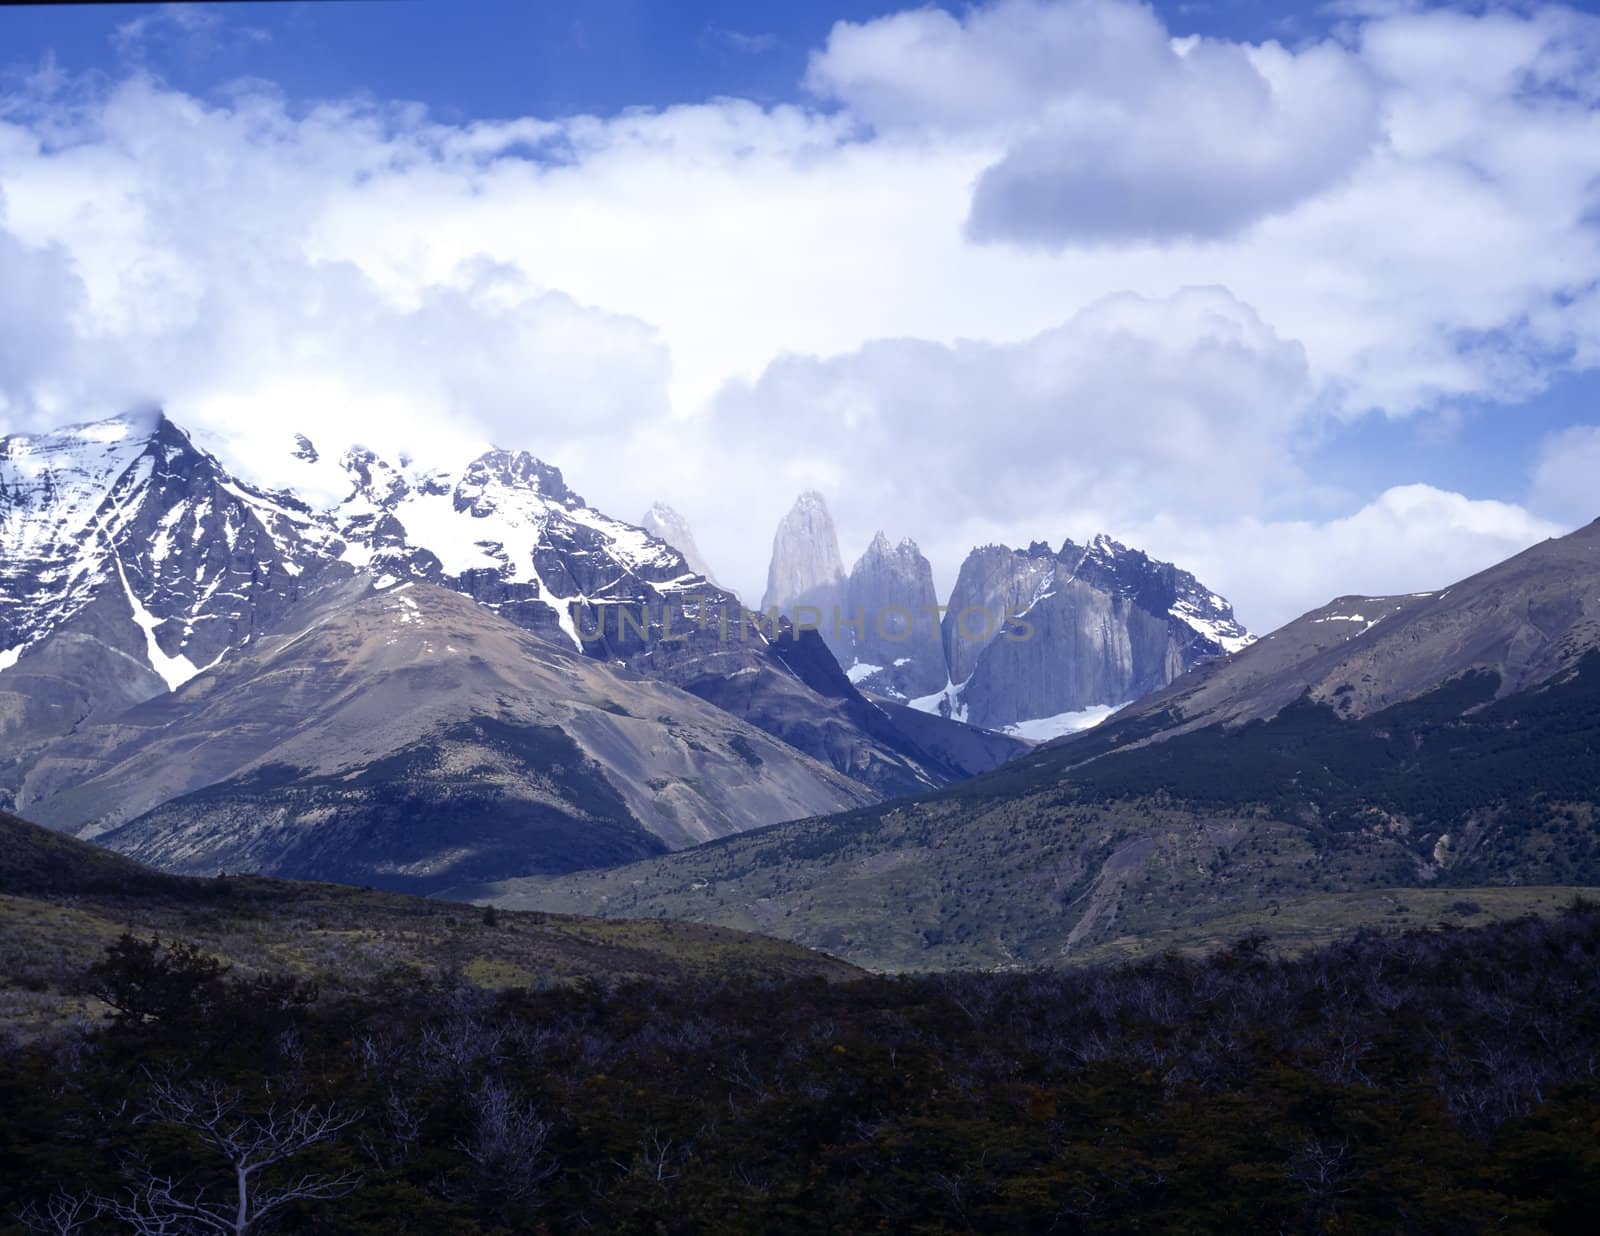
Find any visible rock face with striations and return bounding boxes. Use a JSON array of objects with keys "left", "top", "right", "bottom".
[
  {"left": 938, "top": 534, "right": 1251, "bottom": 731},
  {"left": 760, "top": 492, "right": 847, "bottom": 652},
  {"left": 840, "top": 532, "right": 946, "bottom": 700},
  {"left": 640, "top": 502, "right": 718, "bottom": 586}
]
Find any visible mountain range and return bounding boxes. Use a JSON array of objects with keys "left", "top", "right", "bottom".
[
  {"left": 467, "top": 518, "right": 1600, "bottom": 969},
  {"left": 758, "top": 490, "right": 1251, "bottom": 736},
  {"left": 0, "top": 413, "right": 1020, "bottom": 890}
]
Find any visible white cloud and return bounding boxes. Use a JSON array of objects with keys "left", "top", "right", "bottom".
[
  {"left": 680, "top": 286, "right": 1314, "bottom": 596},
  {"left": 112, "top": 3, "right": 269, "bottom": 65},
  {"left": 1530, "top": 425, "right": 1600, "bottom": 528},
  {"left": 806, "top": 0, "right": 1383, "bottom": 243},
  {"left": 702, "top": 26, "right": 779, "bottom": 56},
  {"left": 0, "top": 2, "right": 1597, "bottom": 627},
  {"left": 1121, "top": 485, "right": 1565, "bottom": 631}
]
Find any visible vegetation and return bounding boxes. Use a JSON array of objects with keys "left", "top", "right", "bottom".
[
  {"left": 5, "top": 906, "right": 1600, "bottom": 1233},
  {"left": 477, "top": 654, "right": 1600, "bottom": 969},
  {"left": 0, "top": 812, "right": 857, "bottom": 1041}
]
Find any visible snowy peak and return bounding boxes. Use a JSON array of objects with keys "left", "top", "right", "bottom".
[
  {"left": 0, "top": 412, "right": 347, "bottom": 730},
  {"left": 455, "top": 449, "right": 576, "bottom": 512}
]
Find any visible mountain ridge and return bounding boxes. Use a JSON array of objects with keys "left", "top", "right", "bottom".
[{"left": 477, "top": 519, "right": 1600, "bottom": 968}]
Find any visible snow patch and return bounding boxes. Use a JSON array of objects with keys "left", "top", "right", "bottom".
[
  {"left": 909, "top": 679, "right": 969, "bottom": 724},
  {"left": 110, "top": 547, "right": 200, "bottom": 691},
  {"left": 1003, "top": 703, "right": 1123, "bottom": 742}
]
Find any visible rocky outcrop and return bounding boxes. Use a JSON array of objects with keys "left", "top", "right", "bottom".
[
  {"left": 931, "top": 534, "right": 1251, "bottom": 730},
  {"left": 760, "top": 492, "right": 846, "bottom": 633},
  {"left": 640, "top": 502, "right": 718, "bottom": 585},
  {"left": 941, "top": 542, "right": 1058, "bottom": 689},
  {"left": 840, "top": 532, "right": 946, "bottom": 700}
]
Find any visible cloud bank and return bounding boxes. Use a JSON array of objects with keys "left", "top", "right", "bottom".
[
  {"left": 807, "top": 0, "right": 1383, "bottom": 244},
  {"left": 1, "top": 0, "right": 1598, "bottom": 629}
]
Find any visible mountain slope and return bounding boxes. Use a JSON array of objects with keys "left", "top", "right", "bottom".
[
  {"left": 0, "top": 808, "right": 858, "bottom": 1040},
  {"left": 476, "top": 521, "right": 1600, "bottom": 967},
  {"left": 0, "top": 413, "right": 347, "bottom": 788},
  {"left": 1097, "top": 516, "right": 1600, "bottom": 737},
  {"left": 2, "top": 414, "right": 1012, "bottom": 867},
  {"left": 16, "top": 577, "right": 882, "bottom": 892}
]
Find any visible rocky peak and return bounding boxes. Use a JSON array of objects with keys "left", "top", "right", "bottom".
[
  {"left": 640, "top": 502, "right": 717, "bottom": 583},
  {"left": 761, "top": 490, "right": 846, "bottom": 617},
  {"left": 454, "top": 450, "right": 575, "bottom": 516},
  {"left": 0, "top": 412, "right": 347, "bottom": 751},
  {"left": 843, "top": 531, "right": 944, "bottom": 700}
]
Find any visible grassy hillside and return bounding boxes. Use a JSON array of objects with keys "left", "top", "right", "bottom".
[
  {"left": 0, "top": 812, "right": 857, "bottom": 1039},
  {"left": 469, "top": 655, "right": 1600, "bottom": 970}
]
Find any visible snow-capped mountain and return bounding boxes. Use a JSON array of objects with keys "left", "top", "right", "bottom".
[
  {"left": 924, "top": 533, "right": 1252, "bottom": 732},
  {"left": 1, "top": 412, "right": 1016, "bottom": 866},
  {"left": 0, "top": 412, "right": 345, "bottom": 765},
  {"left": 0, "top": 414, "right": 712, "bottom": 734},
  {"left": 324, "top": 443, "right": 706, "bottom": 650}
]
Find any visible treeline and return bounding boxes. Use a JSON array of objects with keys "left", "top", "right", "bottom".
[{"left": 5, "top": 909, "right": 1600, "bottom": 1233}]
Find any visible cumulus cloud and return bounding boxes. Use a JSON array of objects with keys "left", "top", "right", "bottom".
[
  {"left": 0, "top": 78, "right": 669, "bottom": 484},
  {"left": 807, "top": 0, "right": 1382, "bottom": 244},
  {"left": 1529, "top": 426, "right": 1600, "bottom": 527},
  {"left": 0, "top": 4, "right": 1597, "bottom": 622},
  {"left": 1121, "top": 485, "right": 1563, "bottom": 631},
  {"left": 694, "top": 286, "right": 1311, "bottom": 575},
  {"left": 0, "top": 215, "right": 85, "bottom": 422}
]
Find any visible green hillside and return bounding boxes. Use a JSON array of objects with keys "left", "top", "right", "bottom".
[
  {"left": 0, "top": 811, "right": 857, "bottom": 1039},
  {"left": 467, "top": 654, "right": 1600, "bottom": 970}
]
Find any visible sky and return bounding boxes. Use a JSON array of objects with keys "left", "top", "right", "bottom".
[{"left": 1, "top": 0, "right": 1598, "bottom": 632}]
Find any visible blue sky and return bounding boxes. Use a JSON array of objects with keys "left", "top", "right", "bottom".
[
  {"left": 5, "top": 1, "right": 1336, "bottom": 118},
  {"left": 1, "top": 0, "right": 1598, "bottom": 628}
]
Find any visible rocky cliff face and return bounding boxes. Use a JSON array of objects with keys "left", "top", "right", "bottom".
[
  {"left": 752, "top": 488, "right": 1251, "bottom": 734},
  {"left": 941, "top": 542, "right": 1059, "bottom": 689},
  {"left": 841, "top": 532, "right": 946, "bottom": 700},
  {"left": 640, "top": 502, "right": 718, "bottom": 585},
  {"left": 931, "top": 534, "right": 1251, "bottom": 731},
  {"left": 760, "top": 492, "right": 846, "bottom": 634}
]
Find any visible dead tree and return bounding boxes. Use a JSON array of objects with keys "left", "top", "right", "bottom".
[{"left": 101, "top": 1077, "right": 361, "bottom": 1234}]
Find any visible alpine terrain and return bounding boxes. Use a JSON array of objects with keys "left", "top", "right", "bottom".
[
  {"left": 470, "top": 520, "right": 1600, "bottom": 969},
  {"left": 756, "top": 490, "right": 1251, "bottom": 738},
  {"left": 0, "top": 414, "right": 1018, "bottom": 890}
]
